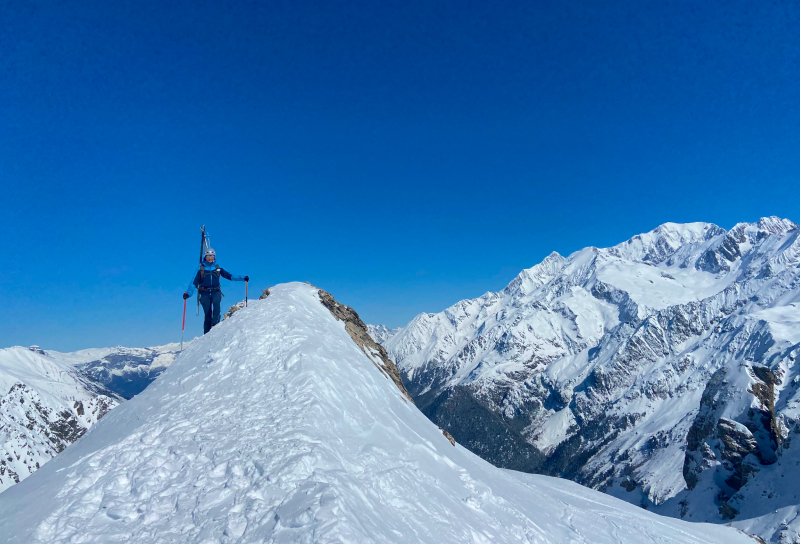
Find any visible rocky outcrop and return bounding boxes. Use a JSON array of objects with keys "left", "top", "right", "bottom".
[
  {"left": 683, "top": 369, "right": 728, "bottom": 490},
  {"left": 224, "top": 301, "right": 247, "bottom": 320},
  {"left": 717, "top": 418, "right": 759, "bottom": 491},
  {"left": 749, "top": 365, "right": 781, "bottom": 463},
  {"left": 318, "top": 289, "right": 413, "bottom": 402}
]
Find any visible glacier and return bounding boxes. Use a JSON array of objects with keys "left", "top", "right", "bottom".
[{"left": 0, "top": 283, "right": 751, "bottom": 543}]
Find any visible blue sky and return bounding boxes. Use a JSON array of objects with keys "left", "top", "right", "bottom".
[{"left": 2, "top": 0, "right": 799, "bottom": 350}]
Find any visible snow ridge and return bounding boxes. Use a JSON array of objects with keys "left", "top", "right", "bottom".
[{"left": 0, "top": 283, "right": 750, "bottom": 544}]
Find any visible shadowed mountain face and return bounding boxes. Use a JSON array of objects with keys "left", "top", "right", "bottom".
[
  {"left": 51, "top": 345, "right": 184, "bottom": 400},
  {"left": 383, "top": 217, "right": 800, "bottom": 542}
]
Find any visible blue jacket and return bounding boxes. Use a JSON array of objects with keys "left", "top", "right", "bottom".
[{"left": 186, "top": 260, "right": 245, "bottom": 296}]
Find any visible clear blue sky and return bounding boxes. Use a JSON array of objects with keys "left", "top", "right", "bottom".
[{"left": 2, "top": 0, "right": 799, "bottom": 350}]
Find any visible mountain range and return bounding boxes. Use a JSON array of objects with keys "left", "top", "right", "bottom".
[
  {"left": 2, "top": 217, "right": 798, "bottom": 541},
  {"left": 376, "top": 216, "right": 800, "bottom": 542},
  {"left": 0, "top": 283, "right": 751, "bottom": 544}
]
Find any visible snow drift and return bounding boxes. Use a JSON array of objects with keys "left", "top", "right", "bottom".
[{"left": 0, "top": 283, "right": 753, "bottom": 543}]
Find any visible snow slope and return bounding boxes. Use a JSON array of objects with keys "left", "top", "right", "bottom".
[
  {"left": 385, "top": 217, "right": 800, "bottom": 541},
  {"left": 0, "top": 283, "right": 752, "bottom": 544},
  {"left": 0, "top": 346, "right": 119, "bottom": 493}
]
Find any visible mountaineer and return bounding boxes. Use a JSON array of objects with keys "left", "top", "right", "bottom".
[{"left": 184, "top": 247, "right": 248, "bottom": 334}]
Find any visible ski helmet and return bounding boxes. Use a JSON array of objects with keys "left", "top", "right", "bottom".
[{"left": 204, "top": 247, "right": 216, "bottom": 259}]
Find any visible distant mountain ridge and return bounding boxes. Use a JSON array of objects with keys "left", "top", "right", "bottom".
[
  {"left": 381, "top": 217, "right": 800, "bottom": 543},
  {"left": 50, "top": 343, "right": 185, "bottom": 399},
  {"left": 366, "top": 324, "right": 402, "bottom": 345}
]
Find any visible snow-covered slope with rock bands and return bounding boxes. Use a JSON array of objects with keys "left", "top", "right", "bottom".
[
  {"left": 0, "top": 283, "right": 752, "bottom": 544},
  {"left": 0, "top": 346, "right": 119, "bottom": 494},
  {"left": 385, "top": 217, "right": 800, "bottom": 543}
]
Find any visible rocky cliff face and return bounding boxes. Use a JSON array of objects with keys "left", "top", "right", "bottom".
[{"left": 383, "top": 217, "right": 800, "bottom": 542}]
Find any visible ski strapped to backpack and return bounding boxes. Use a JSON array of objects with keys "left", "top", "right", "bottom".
[
  {"left": 196, "top": 227, "right": 224, "bottom": 296},
  {"left": 197, "top": 225, "right": 205, "bottom": 315}
]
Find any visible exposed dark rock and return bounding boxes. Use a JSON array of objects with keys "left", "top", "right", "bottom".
[
  {"left": 695, "top": 234, "right": 741, "bottom": 274},
  {"left": 719, "top": 501, "right": 739, "bottom": 520},
  {"left": 684, "top": 369, "right": 727, "bottom": 489},
  {"left": 749, "top": 365, "right": 781, "bottom": 462},
  {"left": 717, "top": 418, "right": 758, "bottom": 490},
  {"left": 542, "top": 412, "right": 639, "bottom": 482},
  {"left": 591, "top": 282, "right": 640, "bottom": 324}
]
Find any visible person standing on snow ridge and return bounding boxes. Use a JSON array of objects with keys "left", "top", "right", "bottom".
[{"left": 183, "top": 248, "right": 249, "bottom": 334}]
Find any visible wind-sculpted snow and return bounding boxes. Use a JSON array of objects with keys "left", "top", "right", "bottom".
[
  {"left": 386, "top": 217, "right": 800, "bottom": 542},
  {"left": 0, "top": 283, "right": 751, "bottom": 544},
  {"left": 0, "top": 347, "right": 119, "bottom": 493}
]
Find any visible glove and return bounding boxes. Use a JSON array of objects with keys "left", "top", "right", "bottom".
[
  {"left": 183, "top": 292, "right": 190, "bottom": 300},
  {"left": 244, "top": 276, "right": 249, "bottom": 282}
]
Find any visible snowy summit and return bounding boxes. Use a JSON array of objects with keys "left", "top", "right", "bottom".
[{"left": 0, "top": 283, "right": 750, "bottom": 543}]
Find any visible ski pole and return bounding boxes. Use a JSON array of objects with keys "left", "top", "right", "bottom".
[
  {"left": 245, "top": 280, "right": 248, "bottom": 307},
  {"left": 181, "top": 298, "right": 187, "bottom": 351}
]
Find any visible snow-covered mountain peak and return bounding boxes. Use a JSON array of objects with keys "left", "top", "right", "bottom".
[
  {"left": 0, "top": 282, "right": 751, "bottom": 543},
  {"left": 605, "top": 221, "right": 723, "bottom": 264},
  {"left": 752, "top": 215, "right": 798, "bottom": 235},
  {"left": 505, "top": 251, "right": 567, "bottom": 296},
  {"left": 366, "top": 323, "right": 403, "bottom": 345}
]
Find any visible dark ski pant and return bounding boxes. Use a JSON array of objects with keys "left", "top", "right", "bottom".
[{"left": 199, "top": 290, "right": 222, "bottom": 334}]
